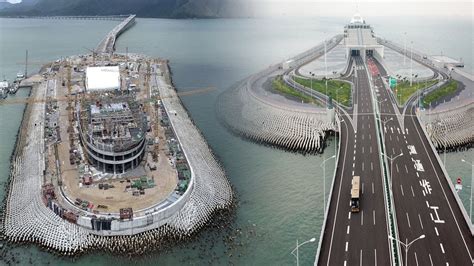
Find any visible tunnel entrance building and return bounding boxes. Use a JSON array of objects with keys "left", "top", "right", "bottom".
[{"left": 344, "top": 14, "right": 384, "bottom": 61}]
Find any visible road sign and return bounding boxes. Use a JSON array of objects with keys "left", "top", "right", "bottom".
[
  {"left": 455, "top": 177, "right": 463, "bottom": 191},
  {"left": 389, "top": 77, "right": 397, "bottom": 89}
]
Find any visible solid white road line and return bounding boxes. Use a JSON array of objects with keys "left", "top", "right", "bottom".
[
  {"left": 360, "top": 250, "right": 363, "bottom": 266},
  {"left": 440, "top": 243, "right": 445, "bottom": 254},
  {"left": 418, "top": 214, "right": 424, "bottom": 230},
  {"left": 374, "top": 249, "right": 377, "bottom": 266},
  {"left": 406, "top": 212, "right": 411, "bottom": 228},
  {"left": 344, "top": 260, "right": 347, "bottom": 266},
  {"left": 414, "top": 252, "right": 419, "bottom": 266},
  {"left": 400, "top": 185, "right": 405, "bottom": 196},
  {"left": 429, "top": 254, "right": 434, "bottom": 266}
]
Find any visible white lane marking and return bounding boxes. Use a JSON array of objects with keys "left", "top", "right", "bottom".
[
  {"left": 392, "top": 147, "right": 395, "bottom": 155},
  {"left": 362, "top": 134, "right": 365, "bottom": 140},
  {"left": 435, "top": 227, "right": 439, "bottom": 236},
  {"left": 374, "top": 249, "right": 377, "bottom": 266},
  {"left": 348, "top": 212, "right": 351, "bottom": 220},
  {"left": 353, "top": 162, "right": 355, "bottom": 168},
  {"left": 370, "top": 146, "right": 373, "bottom": 153},
  {"left": 353, "top": 155, "right": 356, "bottom": 161},
  {"left": 371, "top": 162, "right": 373, "bottom": 171},
  {"left": 400, "top": 185, "right": 405, "bottom": 196},
  {"left": 354, "top": 149, "right": 356, "bottom": 155},
  {"left": 345, "top": 241, "right": 349, "bottom": 252},
  {"left": 352, "top": 170, "right": 355, "bottom": 176},
  {"left": 362, "top": 183, "right": 365, "bottom": 194},
  {"left": 368, "top": 123, "right": 371, "bottom": 129},
  {"left": 405, "top": 164, "right": 409, "bottom": 173},
  {"left": 389, "top": 135, "right": 392, "bottom": 141},
  {"left": 414, "top": 252, "right": 419, "bottom": 266},
  {"left": 416, "top": 172, "right": 420, "bottom": 177},
  {"left": 369, "top": 134, "right": 371, "bottom": 140},
  {"left": 423, "top": 190, "right": 426, "bottom": 197},
  {"left": 406, "top": 212, "right": 411, "bottom": 228},
  {"left": 391, "top": 127, "right": 394, "bottom": 134},
  {"left": 440, "top": 243, "right": 445, "bottom": 254},
  {"left": 406, "top": 128, "right": 409, "bottom": 134},
  {"left": 411, "top": 186, "right": 415, "bottom": 197},
  {"left": 362, "top": 162, "right": 365, "bottom": 171},
  {"left": 397, "top": 135, "right": 400, "bottom": 142},
  {"left": 373, "top": 210, "right": 376, "bottom": 225},
  {"left": 347, "top": 225, "right": 350, "bottom": 234},
  {"left": 344, "top": 261, "right": 347, "bottom": 266},
  {"left": 362, "top": 146, "right": 364, "bottom": 153},
  {"left": 396, "top": 163, "right": 399, "bottom": 173},
  {"left": 397, "top": 127, "right": 401, "bottom": 134},
  {"left": 361, "top": 210, "right": 364, "bottom": 225},
  {"left": 372, "top": 182, "right": 375, "bottom": 194},
  {"left": 418, "top": 214, "right": 424, "bottom": 230},
  {"left": 384, "top": 126, "right": 387, "bottom": 133},
  {"left": 360, "top": 250, "right": 363, "bottom": 266},
  {"left": 429, "top": 254, "right": 434, "bottom": 266},
  {"left": 362, "top": 124, "right": 364, "bottom": 129},
  {"left": 426, "top": 201, "right": 430, "bottom": 208}
]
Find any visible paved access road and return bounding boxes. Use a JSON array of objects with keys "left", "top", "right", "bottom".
[
  {"left": 317, "top": 56, "right": 391, "bottom": 266},
  {"left": 370, "top": 57, "right": 474, "bottom": 265}
]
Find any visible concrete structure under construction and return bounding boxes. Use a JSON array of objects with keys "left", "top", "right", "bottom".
[
  {"left": 343, "top": 13, "right": 384, "bottom": 60},
  {"left": 77, "top": 95, "right": 147, "bottom": 174}
]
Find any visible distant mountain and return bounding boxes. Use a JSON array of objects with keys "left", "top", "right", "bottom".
[
  {"left": 0, "top": 0, "right": 254, "bottom": 18},
  {"left": 0, "top": 0, "right": 12, "bottom": 10}
]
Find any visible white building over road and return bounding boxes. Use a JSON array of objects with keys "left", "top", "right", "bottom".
[{"left": 344, "top": 14, "right": 384, "bottom": 61}]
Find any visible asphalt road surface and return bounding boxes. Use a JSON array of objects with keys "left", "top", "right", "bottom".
[{"left": 317, "top": 56, "right": 391, "bottom": 266}]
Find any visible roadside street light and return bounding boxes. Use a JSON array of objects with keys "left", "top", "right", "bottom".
[
  {"left": 388, "top": 234, "right": 425, "bottom": 266},
  {"left": 320, "top": 155, "right": 336, "bottom": 213},
  {"left": 461, "top": 159, "right": 474, "bottom": 224},
  {"left": 291, "top": 237, "right": 316, "bottom": 266},
  {"left": 382, "top": 152, "right": 403, "bottom": 190}
]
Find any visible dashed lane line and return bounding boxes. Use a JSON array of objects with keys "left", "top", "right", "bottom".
[
  {"left": 411, "top": 186, "right": 415, "bottom": 197},
  {"left": 440, "top": 243, "right": 445, "bottom": 254},
  {"left": 347, "top": 225, "right": 350, "bottom": 234},
  {"left": 418, "top": 214, "right": 424, "bottom": 230},
  {"left": 435, "top": 227, "right": 439, "bottom": 236},
  {"left": 400, "top": 185, "right": 405, "bottom": 196},
  {"left": 405, "top": 164, "right": 408, "bottom": 173},
  {"left": 345, "top": 241, "right": 349, "bottom": 252},
  {"left": 361, "top": 210, "right": 364, "bottom": 225},
  {"left": 373, "top": 210, "right": 376, "bottom": 225},
  {"left": 406, "top": 212, "right": 411, "bottom": 228}
]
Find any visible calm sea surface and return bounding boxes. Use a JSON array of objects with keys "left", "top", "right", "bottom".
[{"left": 0, "top": 16, "right": 472, "bottom": 265}]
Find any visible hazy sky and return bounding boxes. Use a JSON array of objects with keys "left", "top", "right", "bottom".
[{"left": 252, "top": 0, "right": 473, "bottom": 18}]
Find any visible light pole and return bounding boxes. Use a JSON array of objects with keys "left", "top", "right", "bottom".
[
  {"left": 291, "top": 237, "right": 316, "bottom": 266},
  {"left": 389, "top": 234, "right": 425, "bottom": 266},
  {"left": 382, "top": 152, "right": 403, "bottom": 190},
  {"left": 437, "top": 121, "right": 447, "bottom": 166},
  {"left": 320, "top": 155, "right": 336, "bottom": 213},
  {"left": 461, "top": 159, "right": 473, "bottom": 224},
  {"left": 410, "top": 41, "right": 413, "bottom": 87}
]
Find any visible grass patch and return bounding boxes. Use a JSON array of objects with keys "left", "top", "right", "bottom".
[
  {"left": 422, "top": 80, "right": 459, "bottom": 107},
  {"left": 293, "top": 77, "right": 352, "bottom": 107},
  {"left": 393, "top": 79, "right": 438, "bottom": 105},
  {"left": 272, "top": 76, "right": 318, "bottom": 104}
]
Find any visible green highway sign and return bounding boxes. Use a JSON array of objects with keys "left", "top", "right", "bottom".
[{"left": 389, "top": 77, "right": 397, "bottom": 89}]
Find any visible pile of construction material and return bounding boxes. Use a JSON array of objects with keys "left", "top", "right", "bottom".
[{"left": 421, "top": 101, "right": 473, "bottom": 151}]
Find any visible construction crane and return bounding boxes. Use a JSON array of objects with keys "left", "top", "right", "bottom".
[{"left": 0, "top": 86, "right": 216, "bottom": 106}]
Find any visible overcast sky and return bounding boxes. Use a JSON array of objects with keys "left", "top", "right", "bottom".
[{"left": 251, "top": 0, "right": 473, "bottom": 18}]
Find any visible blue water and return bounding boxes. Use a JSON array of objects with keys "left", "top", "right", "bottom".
[{"left": 0, "top": 16, "right": 472, "bottom": 265}]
